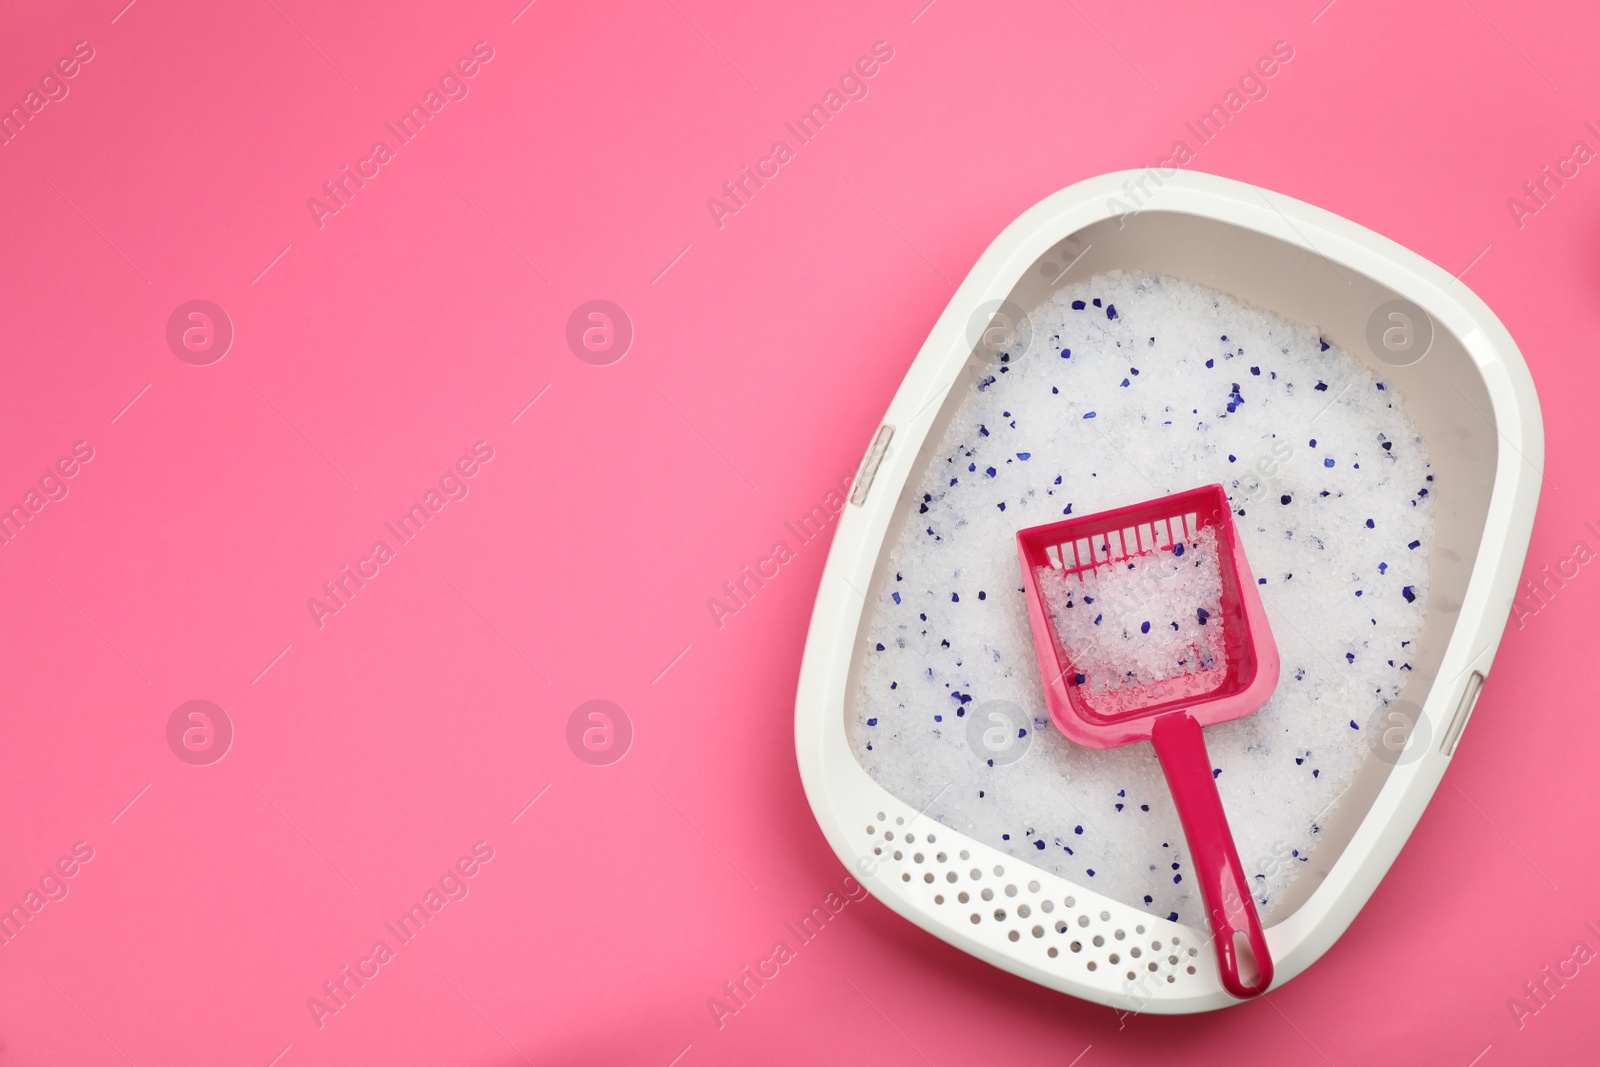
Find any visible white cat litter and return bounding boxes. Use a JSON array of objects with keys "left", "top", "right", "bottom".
[
  {"left": 848, "top": 270, "right": 1434, "bottom": 925},
  {"left": 1037, "top": 524, "right": 1225, "bottom": 699}
]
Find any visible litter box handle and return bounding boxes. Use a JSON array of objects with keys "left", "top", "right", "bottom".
[{"left": 1150, "top": 712, "right": 1274, "bottom": 999}]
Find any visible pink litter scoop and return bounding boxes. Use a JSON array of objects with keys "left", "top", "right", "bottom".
[{"left": 1017, "top": 483, "right": 1280, "bottom": 997}]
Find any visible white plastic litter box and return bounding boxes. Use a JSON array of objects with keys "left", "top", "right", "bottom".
[{"left": 794, "top": 169, "right": 1543, "bottom": 1013}]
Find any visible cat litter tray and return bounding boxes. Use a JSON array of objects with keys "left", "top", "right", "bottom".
[{"left": 794, "top": 170, "right": 1542, "bottom": 1013}]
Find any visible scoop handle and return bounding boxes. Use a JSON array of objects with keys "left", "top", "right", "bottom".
[{"left": 1150, "top": 711, "right": 1274, "bottom": 998}]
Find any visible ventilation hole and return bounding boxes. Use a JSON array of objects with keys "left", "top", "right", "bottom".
[
  {"left": 994, "top": 909, "right": 1007, "bottom": 921},
  {"left": 1127, "top": 971, "right": 1136, "bottom": 980},
  {"left": 1114, "top": 929, "right": 1125, "bottom": 941},
  {"left": 866, "top": 826, "right": 875, "bottom": 835},
  {"left": 1055, "top": 920, "right": 1068, "bottom": 933},
  {"left": 993, "top": 866, "right": 1005, "bottom": 876},
  {"left": 981, "top": 888, "right": 994, "bottom": 901},
  {"left": 893, "top": 851, "right": 903, "bottom": 861},
  {"left": 1071, "top": 941, "right": 1082, "bottom": 953},
  {"left": 1188, "top": 948, "right": 1199, "bottom": 957},
  {"left": 934, "top": 894, "right": 944, "bottom": 904},
  {"left": 1041, "top": 900, "right": 1054, "bottom": 913},
  {"left": 1004, "top": 885, "right": 1017, "bottom": 898},
  {"left": 971, "top": 914, "right": 981, "bottom": 924},
  {"left": 946, "top": 872, "right": 957, "bottom": 883},
  {"left": 1171, "top": 938, "right": 1180, "bottom": 947},
  {"left": 1186, "top": 965, "right": 1196, "bottom": 974},
  {"left": 1108, "top": 953, "right": 1119, "bottom": 965},
  {"left": 1008, "top": 930, "right": 1020, "bottom": 942},
  {"left": 1048, "top": 947, "right": 1059, "bottom": 958},
  {"left": 902, "top": 873, "right": 911, "bottom": 882},
  {"left": 895, "top": 816, "right": 904, "bottom": 825},
  {"left": 923, "top": 873, "right": 934, "bottom": 883},
  {"left": 936, "top": 852, "right": 947, "bottom": 863},
  {"left": 1135, "top": 925, "right": 1145, "bottom": 934},
  {"left": 905, "top": 833, "right": 916, "bottom": 844},
  {"left": 1086, "top": 961, "right": 1097, "bottom": 971},
  {"left": 1032, "top": 925, "right": 1044, "bottom": 938},
  {"left": 877, "top": 811, "right": 886, "bottom": 821},
  {"left": 1148, "top": 962, "right": 1158, "bottom": 972},
  {"left": 1168, "top": 956, "right": 1178, "bottom": 965},
  {"left": 970, "top": 869, "right": 982, "bottom": 880},
  {"left": 913, "top": 853, "right": 924, "bottom": 864},
  {"left": 927, "top": 834, "right": 936, "bottom": 843},
  {"left": 958, "top": 891, "right": 969, "bottom": 904},
  {"left": 1077, "top": 915, "right": 1090, "bottom": 928},
  {"left": 1152, "top": 941, "right": 1161, "bottom": 950},
  {"left": 1166, "top": 975, "right": 1175, "bottom": 983},
  {"left": 1017, "top": 904, "right": 1030, "bottom": 918},
  {"left": 873, "top": 847, "right": 882, "bottom": 855},
  {"left": 959, "top": 850, "right": 970, "bottom": 860},
  {"left": 1093, "top": 935, "right": 1105, "bottom": 947},
  {"left": 885, "top": 831, "right": 895, "bottom": 841},
  {"left": 1064, "top": 897, "right": 1076, "bottom": 908},
  {"left": 1028, "top": 880, "right": 1040, "bottom": 892},
  {"left": 1130, "top": 947, "right": 1141, "bottom": 958},
  {"left": 1100, "top": 911, "right": 1110, "bottom": 921}
]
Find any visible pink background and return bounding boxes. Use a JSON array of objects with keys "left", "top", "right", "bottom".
[{"left": 0, "top": 0, "right": 1595, "bottom": 1064}]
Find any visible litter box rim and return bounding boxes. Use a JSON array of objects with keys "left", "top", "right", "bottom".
[{"left": 794, "top": 169, "right": 1543, "bottom": 1013}]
